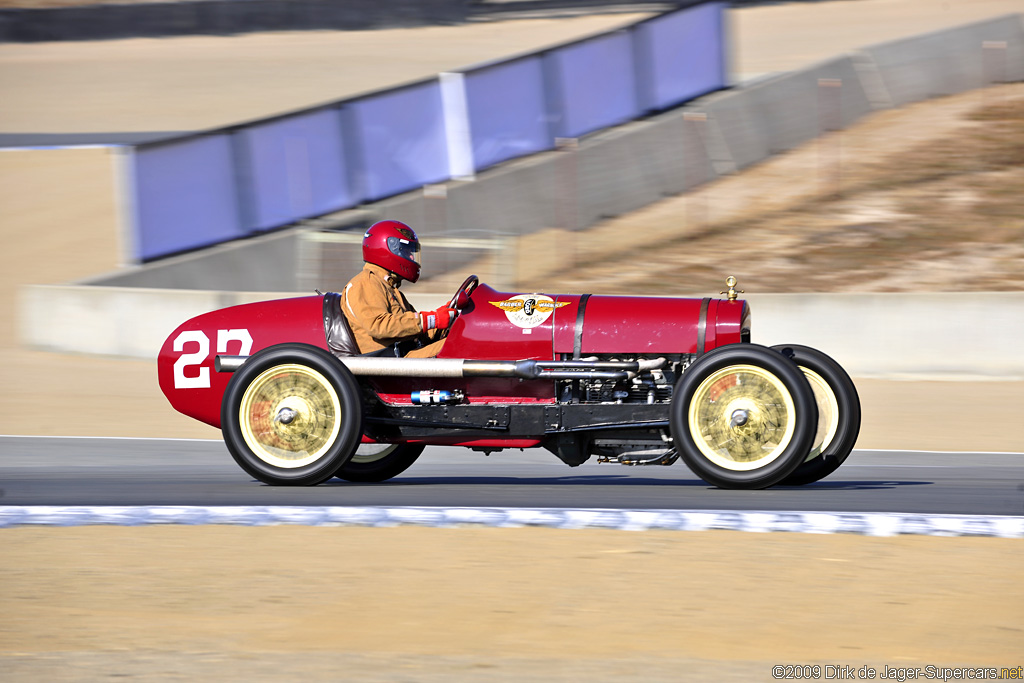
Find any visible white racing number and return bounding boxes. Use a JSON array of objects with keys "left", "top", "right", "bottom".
[{"left": 172, "top": 329, "right": 253, "bottom": 389}]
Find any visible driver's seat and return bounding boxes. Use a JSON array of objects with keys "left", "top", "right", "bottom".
[
  {"left": 323, "top": 292, "right": 360, "bottom": 357},
  {"left": 322, "top": 292, "right": 409, "bottom": 359}
]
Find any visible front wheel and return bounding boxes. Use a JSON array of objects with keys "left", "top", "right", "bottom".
[
  {"left": 221, "top": 344, "right": 363, "bottom": 486},
  {"left": 772, "top": 344, "right": 860, "bottom": 486},
  {"left": 334, "top": 443, "right": 425, "bottom": 483},
  {"left": 670, "top": 344, "right": 818, "bottom": 489}
]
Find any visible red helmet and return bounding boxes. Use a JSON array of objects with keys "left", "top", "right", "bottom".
[{"left": 362, "top": 220, "right": 421, "bottom": 283}]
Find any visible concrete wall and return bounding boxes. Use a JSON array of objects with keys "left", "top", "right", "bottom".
[
  {"left": 861, "top": 14, "right": 1024, "bottom": 108},
  {"left": 746, "top": 293, "right": 1024, "bottom": 380},
  {"left": 88, "top": 227, "right": 308, "bottom": 292},
  {"left": 700, "top": 56, "right": 875, "bottom": 169},
  {"left": 16, "top": 284, "right": 451, "bottom": 361},
  {"left": 19, "top": 283, "right": 1024, "bottom": 380}
]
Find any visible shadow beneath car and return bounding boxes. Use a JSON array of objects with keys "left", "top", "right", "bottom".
[
  {"left": 324, "top": 476, "right": 933, "bottom": 490},
  {"left": 326, "top": 474, "right": 711, "bottom": 487},
  {"left": 776, "top": 480, "right": 932, "bottom": 490}
]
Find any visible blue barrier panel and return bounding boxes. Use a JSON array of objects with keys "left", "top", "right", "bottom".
[
  {"left": 125, "top": 2, "right": 728, "bottom": 262},
  {"left": 464, "top": 55, "right": 551, "bottom": 171},
  {"left": 546, "top": 29, "right": 639, "bottom": 139},
  {"left": 132, "top": 134, "right": 245, "bottom": 260},
  {"left": 240, "top": 107, "right": 354, "bottom": 232},
  {"left": 635, "top": 1, "right": 726, "bottom": 112},
  {"left": 347, "top": 81, "right": 450, "bottom": 201}
]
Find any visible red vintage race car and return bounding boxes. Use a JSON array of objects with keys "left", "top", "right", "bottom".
[{"left": 158, "top": 275, "right": 859, "bottom": 489}]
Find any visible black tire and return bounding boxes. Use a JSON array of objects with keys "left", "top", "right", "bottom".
[
  {"left": 221, "top": 344, "right": 363, "bottom": 486},
  {"left": 334, "top": 443, "right": 426, "bottom": 483},
  {"left": 670, "top": 344, "right": 818, "bottom": 489},
  {"left": 772, "top": 344, "right": 861, "bottom": 486}
]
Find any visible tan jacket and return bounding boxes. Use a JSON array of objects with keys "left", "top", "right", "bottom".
[{"left": 342, "top": 263, "right": 443, "bottom": 355}]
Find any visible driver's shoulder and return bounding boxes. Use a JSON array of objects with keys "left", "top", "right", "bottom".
[{"left": 348, "top": 265, "right": 387, "bottom": 292}]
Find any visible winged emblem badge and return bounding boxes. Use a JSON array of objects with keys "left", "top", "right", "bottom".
[{"left": 490, "top": 294, "right": 569, "bottom": 328}]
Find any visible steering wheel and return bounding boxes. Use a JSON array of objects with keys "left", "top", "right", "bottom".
[
  {"left": 448, "top": 275, "right": 479, "bottom": 311},
  {"left": 438, "top": 275, "right": 478, "bottom": 340}
]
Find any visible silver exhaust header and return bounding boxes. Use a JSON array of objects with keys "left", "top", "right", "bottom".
[{"left": 215, "top": 355, "right": 668, "bottom": 381}]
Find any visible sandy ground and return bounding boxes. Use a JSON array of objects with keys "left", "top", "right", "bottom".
[
  {"left": 3, "top": 527, "right": 1022, "bottom": 681},
  {"left": 1, "top": 2, "right": 1023, "bottom": 679}
]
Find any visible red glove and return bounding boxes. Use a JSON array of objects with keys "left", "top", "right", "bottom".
[{"left": 419, "top": 306, "right": 458, "bottom": 333}]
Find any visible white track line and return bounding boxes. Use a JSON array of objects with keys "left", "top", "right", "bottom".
[
  {"left": 3, "top": 439, "right": 1020, "bottom": 536},
  {"left": 0, "top": 506, "right": 1021, "bottom": 537}
]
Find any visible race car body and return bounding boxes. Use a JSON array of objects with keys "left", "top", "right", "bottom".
[{"left": 158, "top": 276, "right": 859, "bottom": 489}]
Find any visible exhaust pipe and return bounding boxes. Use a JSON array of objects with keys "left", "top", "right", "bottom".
[{"left": 215, "top": 355, "right": 667, "bottom": 380}]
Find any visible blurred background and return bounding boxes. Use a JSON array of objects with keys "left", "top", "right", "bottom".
[
  {"left": 2, "top": 3, "right": 1023, "bottom": 680},
  {"left": 1, "top": 0, "right": 1023, "bottom": 445}
]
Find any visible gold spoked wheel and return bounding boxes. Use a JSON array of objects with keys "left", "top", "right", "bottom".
[
  {"left": 802, "top": 367, "right": 840, "bottom": 462},
  {"left": 223, "top": 344, "right": 363, "bottom": 486},
  {"left": 688, "top": 364, "right": 797, "bottom": 471},
  {"left": 238, "top": 364, "right": 342, "bottom": 469}
]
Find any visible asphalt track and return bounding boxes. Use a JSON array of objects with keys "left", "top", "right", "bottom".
[{"left": 2, "top": 436, "right": 1022, "bottom": 516}]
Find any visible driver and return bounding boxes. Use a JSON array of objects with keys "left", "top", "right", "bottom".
[{"left": 341, "top": 220, "right": 457, "bottom": 358}]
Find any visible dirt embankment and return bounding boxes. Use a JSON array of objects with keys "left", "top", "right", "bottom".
[{"left": 514, "top": 84, "right": 1024, "bottom": 296}]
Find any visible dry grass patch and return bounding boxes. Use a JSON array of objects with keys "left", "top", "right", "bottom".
[{"left": 520, "top": 88, "right": 1024, "bottom": 295}]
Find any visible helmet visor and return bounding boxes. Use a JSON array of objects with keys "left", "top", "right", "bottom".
[{"left": 387, "top": 235, "right": 421, "bottom": 265}]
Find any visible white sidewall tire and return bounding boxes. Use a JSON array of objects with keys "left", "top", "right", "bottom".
[
  {"left": 670, "top": 344, "right": 818, "bottom": 489},
  {"left": 222, "top": 344, "right": 363, "bottom": 486}
]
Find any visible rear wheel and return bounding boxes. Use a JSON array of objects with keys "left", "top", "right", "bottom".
[
  {"left": 772, "top": 344, "right": 860, "bottom": 486},
  {"left": 222, "top": 344, "right": 363, "bottom": 486},
  {"left": 334, "top": 443, "right": 425, "bottom": 482},
  {"left": 670, "top": 344, "right": 817, "bottom": 489}
]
